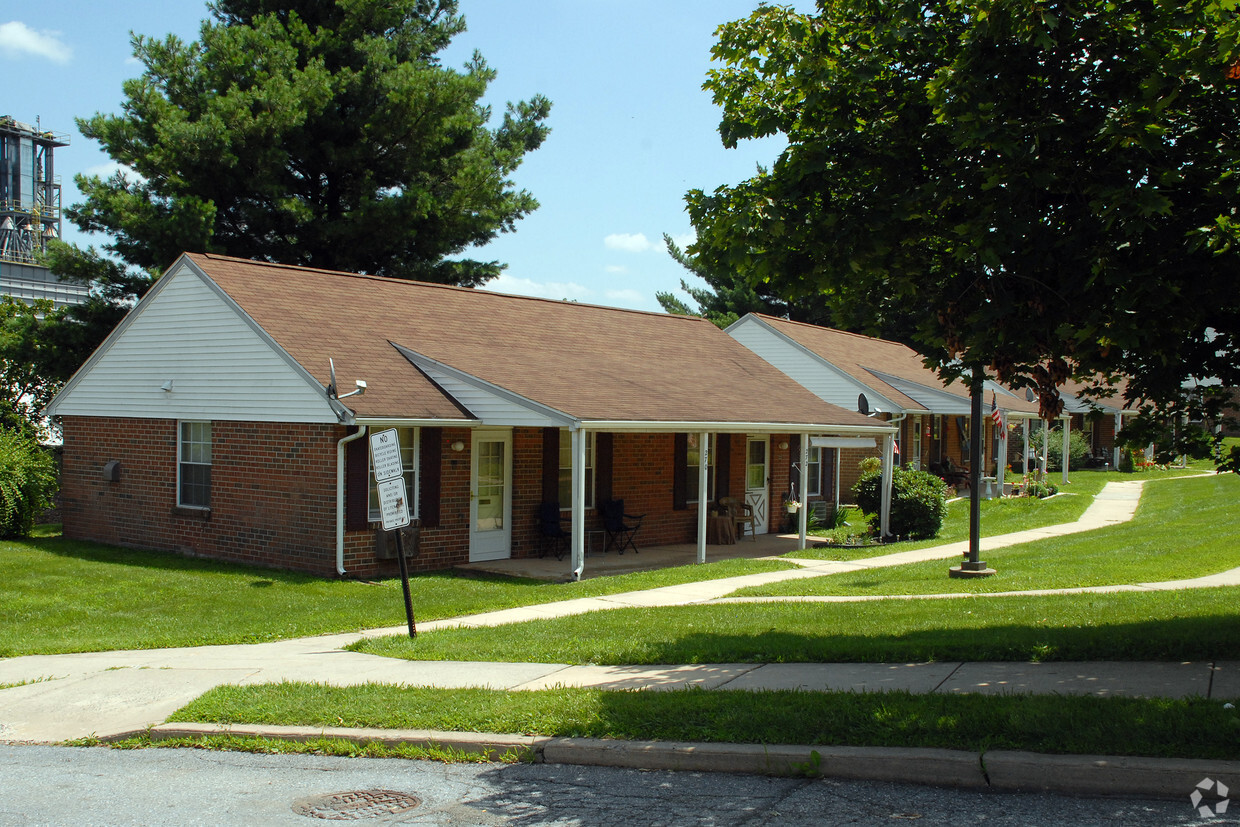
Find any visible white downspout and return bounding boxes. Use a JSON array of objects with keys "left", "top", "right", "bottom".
[
  {"left": 571, "top": 426, "right": 586, "bottom": 581},
  {"left": 798, "top": 432, "right": 810, "bottom": 550},
  {"left": 336, "top": 425, "right": 368, "bottom": 576},
  {"left": 697, "top": 431, "right": 709, "bottom": 564},
  {"left": 1061, "top": 415, "right": 1071, "bottom": 485}
]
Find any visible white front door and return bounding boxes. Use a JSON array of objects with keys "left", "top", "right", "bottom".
[
  {"left": 745, "top": 436, "right": 770, "bottom": 535},
  {"left": 470, "top": 428, "right": 512, "bottom": 562}
]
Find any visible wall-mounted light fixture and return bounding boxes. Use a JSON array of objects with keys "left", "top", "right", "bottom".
[
  {"left": 451, "top": 440, "right": 465, "bottom": 452},
  {"left": 160, "top": 379, "right": 174, "bottom": 392},
  {"left": 778, "top": 441, "right": 789, "bottom": 451}
]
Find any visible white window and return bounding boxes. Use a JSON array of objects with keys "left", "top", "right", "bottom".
[
  {"left": 687, "top": 433, "right": 716, "bottom": 503},
  {"left": 559, "top": 431, "right": 595, "bottom": 509},
  {"left": 911, "top": 415, "right": 923, "bottom": 470},
  {"left": 369, "top": 426, "right": 419, "bottom": 521},
  {"left": 806, "top": 446, "right": 823, "bottom": 497},
  {"left": 178, "top": 421, "right": 212, "bottom": 509}
]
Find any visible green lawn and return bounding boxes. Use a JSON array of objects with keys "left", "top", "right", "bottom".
[
  {"left": 0, "top": 537, "right": 791, "bottom": 657},
  {"left": 351, "top": 585, "right": 1240, "bottom": 664},
  {"left": 166, "top": 681, "right": 1240, "bottom": 761},
  {"left": 744, "top": 473, "right": 1240, "bottom": 597},
  {"left": 790, "top": 465, "right": 1210, "bottom": 560}
]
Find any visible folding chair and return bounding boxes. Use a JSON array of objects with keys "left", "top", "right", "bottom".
[
  {"left": 538, "top": 502, "right": 570, "bottom": 560},
  {"left": 600, "top": 498, "right": 643, "bottom": 555},
  {"left": 719, "top": 496, "right": 756, "bottom": 541}
]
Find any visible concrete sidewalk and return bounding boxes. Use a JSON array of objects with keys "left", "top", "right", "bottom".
[{"left": 4, "top": 478, "right": 1240, "bottom": 799}]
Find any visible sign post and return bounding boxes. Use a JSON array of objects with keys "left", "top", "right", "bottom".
[{"left": 370, "top": 429, "right": 416, "bottom": 638}]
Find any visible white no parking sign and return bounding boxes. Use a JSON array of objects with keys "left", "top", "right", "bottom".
[{"left": 369, "top": 428, "right": 409, "bottom": 530}]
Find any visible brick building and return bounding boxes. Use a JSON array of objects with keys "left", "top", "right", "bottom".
[
  {"left": 726, "top": 314, "right": 1056, "bottom": 500},
  {"left": 47, "top": 253, "right": 894, "bottom": 578}
]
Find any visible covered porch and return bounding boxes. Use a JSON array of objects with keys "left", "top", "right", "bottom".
[{"left": 457, "top": 530, "right": 821, "bottom": 582}]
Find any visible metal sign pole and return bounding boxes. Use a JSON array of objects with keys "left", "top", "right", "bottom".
[
  {"left": 370, "top": 428, "right": 417, "bottom": 639},
  {"left": 394, "top": 530, "right": 416, "bottom": 639}
]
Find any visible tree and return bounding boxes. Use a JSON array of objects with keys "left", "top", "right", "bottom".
[
  {"left": 26, "top": 0, "right": 550, "bottom": 422},
  {"left": 687, "top": 1, "right": 1240, "bottom": 433},
  {"left": 655, "top": 233, "right": 833, "bottom": 328},
  {"left": 64, "top": 0, "right": 550, "bottom": 289}
]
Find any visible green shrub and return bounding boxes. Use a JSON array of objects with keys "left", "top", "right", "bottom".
[
  {"left": 851, "top": 466, "right": 950, "bottom": 540},
  {"left": 1011, "top": 428, "right": 1091, "bottom": 471},
  {"left": 0, "top": 428, "right": 57, "bottom": 538}
]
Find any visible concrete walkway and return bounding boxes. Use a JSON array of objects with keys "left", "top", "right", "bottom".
[{"left": 4, "top": 478, "right": 1240, "bottom": 798}]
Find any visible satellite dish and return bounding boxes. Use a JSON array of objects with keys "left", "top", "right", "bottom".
[
  {"left": 858, "top": 394, "right": 870, "bottom": 416},
  {"left": 1025, "top": 388, "right": 1036, "bottom": 402},
  {"left": 328, "top": 358, "right": 338, "bottom": 398}
]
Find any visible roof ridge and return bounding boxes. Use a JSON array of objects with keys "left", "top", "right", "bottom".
[
  {"left": 752, "top": 313, "right": 912, "bottom": 349},
  {"left": 191, "top": 252, "right": 706, "bottom": 323}
]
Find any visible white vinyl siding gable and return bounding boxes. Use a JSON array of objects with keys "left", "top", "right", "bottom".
[
  {"left": 47, "top": 264, "right": 338, "bottom": 423},
  {"left": 727, "top": 317, "right": 900, "bottom": 414}
]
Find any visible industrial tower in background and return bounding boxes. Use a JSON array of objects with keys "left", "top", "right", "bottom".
[{"left": 1, "top": 115, "right": 88, "bottom": 307}]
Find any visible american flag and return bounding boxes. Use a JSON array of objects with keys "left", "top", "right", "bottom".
[{"left": 990, "top": 392, "right": 1004, "bottom": 428}]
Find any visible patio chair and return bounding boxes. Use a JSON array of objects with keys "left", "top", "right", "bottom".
[
  {"left": 538, "top": 501, "right": 570, "bottom": 560},
  {"left": 719, "top": 496, "right": 756, "bottom": 541},
  {"left": 600, "top": 498, "right": 644, "bottom": 555}
]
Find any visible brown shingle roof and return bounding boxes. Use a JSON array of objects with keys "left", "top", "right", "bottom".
[
  {"left": 188, "top": 254, "right": 880, "bottom": 429},
  {"left": 751, "top": 315, "right": 1042, "bottom": 415}
]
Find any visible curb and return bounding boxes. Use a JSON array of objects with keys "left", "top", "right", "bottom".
[{"left": 144, "top": 724, "right": 1240, "bottom": 800}]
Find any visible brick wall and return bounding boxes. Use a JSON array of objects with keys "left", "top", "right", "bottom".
[
  {"left": 61, "top": 417, "right": 341, "bottom": 574},
  {"left": 60, "top": 418, "right": 818, "bottom": 577}
]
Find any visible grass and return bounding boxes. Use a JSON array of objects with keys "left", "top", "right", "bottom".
[
  {"left": 166, "top": 681, "right": 1240, "bottom": 761},
  {"left": 0, "top": 536, "right": 792, "bottom": 658},
  {"left": 788, "top": 465, "right": 1209, "bottom": 560},
  {"left": 744, "top": 473, "right": 1240, "bottom": 597},
  {"left": 350, "top": 586, "right": 1240, "bottom": 664}
]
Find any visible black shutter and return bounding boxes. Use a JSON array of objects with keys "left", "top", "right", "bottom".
[
  {"left": 419, "top": 428, "right": 442, "bottom": 528},
  {"left": 595, "top": 432, "right": 613, "bottom": 505},
  {"left": 715, "top": 433, "right": 731, "bottom": 499},
  {"left": 672, "top": 432, "right": 687, "bottom": 510},
  {"left": 542, "top": 428, "right": 560, "bottom": 505},
  {"left": 345, "top": 430, "right": 369, "bottom": 531}
]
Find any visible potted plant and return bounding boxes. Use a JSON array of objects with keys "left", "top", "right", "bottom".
[{"left": 784, "top": 495, "right": 800, "bottom": 513}]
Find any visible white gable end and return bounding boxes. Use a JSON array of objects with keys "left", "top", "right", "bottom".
[
  {"left": 727, "top": 316, "right": 901, "bottom": 413},
  {"left": 47, "top": 262, "right": 337, "bottom": 423}
]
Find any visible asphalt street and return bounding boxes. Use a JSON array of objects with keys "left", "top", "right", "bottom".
[{"left": 0, "top": 744, "right": 1234, "bottom": 826}]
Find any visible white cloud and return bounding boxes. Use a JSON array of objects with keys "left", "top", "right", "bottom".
[
  {"left": 603, "top": 288, "right": 647, "bottom": 309},
  {"left": 603, "top": 232, "right": 658, "bottom": 253},
  {"left": 604, "top": 265, "right": 627, "bottom": 275},
  {"left": 0, "top": 21, "right": 71, "bottom": 64},
  {"left": 481, "top": 274, "right": 593, "bottom": 303},
  {"left": 669, "top": 232, "right": 696, "bottom": 251}
]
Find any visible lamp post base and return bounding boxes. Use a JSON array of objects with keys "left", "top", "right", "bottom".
[{"left": 949, "top": 561, "right": 997, "bottom": 578}]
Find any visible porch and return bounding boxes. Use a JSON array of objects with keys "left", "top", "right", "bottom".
[{"left": 455, "top": 531, "right": 821, "bottom": 582}]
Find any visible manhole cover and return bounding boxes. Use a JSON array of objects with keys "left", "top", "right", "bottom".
[{"left": 292, "top": 789, "right": 422, "bottom": 820}]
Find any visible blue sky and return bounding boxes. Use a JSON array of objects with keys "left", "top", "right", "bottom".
[{"left": 2, "top": 1, "right": 813, "bottom": 311}]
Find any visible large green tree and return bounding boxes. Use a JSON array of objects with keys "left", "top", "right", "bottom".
[
  {"left": 65, "top": 0, "right": 549, "bottom": 288},
  {"left": 655, "top": 233, "right": 834, "bottom": 328},
  {"left": 687, "top": 1, "right": 1240, "bottom": 429},
  {"left": 22, "top": 0, "right": 550, "bottom": 436}
]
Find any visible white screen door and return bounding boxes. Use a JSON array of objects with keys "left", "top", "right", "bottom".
[
  {"left": 745, "top": 436, "right": 769, "bottom": 535},
  {"left": 470, "top": 429, "right": 512, "bottom": 562}
]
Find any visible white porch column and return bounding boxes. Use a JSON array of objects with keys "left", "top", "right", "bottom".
[
  {"left": 798, "top": 432, "right": 810, "bottom": 550},
  {"left": 570, "top": 426, "right": 586, "bottom": 580},
  {"left": 880, "top": 431, "right": 895, "bottom": 538},
  {"left": 1113, "top": 413, "right": 1123, "bottom": 469},
  {"left": 997, "top": 415, "right": 1007, "bottom": 489},
  {"left": 1061, "top": 416, "right": 1071, "bottom": 484},
  {"left": 697, "top": 431, "right": 710, "bottom": 564}
]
